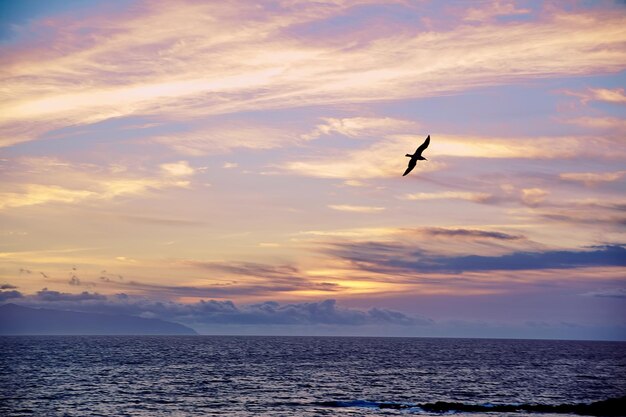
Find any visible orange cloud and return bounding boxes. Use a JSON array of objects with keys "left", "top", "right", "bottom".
[
  {"left": 284, "top": 130, "right": 624, "bottom": 179},
  {"left": 328, "top": 204, "right": 386, "bottom": 213},
  {"left": 402, "top": 191, "right": 493, "bottom": 203},
  {"left": 0, "top": 157, "right": 195, "bottom": 210}
]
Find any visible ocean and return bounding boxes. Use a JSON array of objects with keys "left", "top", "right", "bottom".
[{"left": 0, "top": 336, "right": 624, "bottom": 416}]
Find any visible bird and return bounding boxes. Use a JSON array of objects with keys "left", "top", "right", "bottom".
[{"left": 402, "top": 135, "right": 430, "bottom": 176}]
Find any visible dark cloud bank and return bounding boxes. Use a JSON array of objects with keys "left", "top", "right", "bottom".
[
  {"left": 0, "top": 289, "right": 428, "bottom": 329},
  {"left": 1, "top": 288, "right": 624, "bottom": 339},
  {"left": 327, "top": 243, "right": 626, "bottom": 274}
]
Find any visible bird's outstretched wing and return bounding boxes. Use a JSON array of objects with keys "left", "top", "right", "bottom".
[
  {"left": 403, "top": 159, "right": 416, "bottom": 176},
  {"left": 415, "top": 135, "right": 430, "bottom": 155}
]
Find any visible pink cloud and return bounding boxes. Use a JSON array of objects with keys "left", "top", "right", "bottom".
[{"left": 2, "top": 1, "right": 625, "bottom": 148}]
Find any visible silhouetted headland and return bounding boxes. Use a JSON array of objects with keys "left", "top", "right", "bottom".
[{"left": 0, "top": 303, "right": 197, "bottom": 335}]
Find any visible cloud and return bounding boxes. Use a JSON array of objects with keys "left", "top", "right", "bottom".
[
  {"left": 0, "top": 290, "right": 23, "bottom": 302},
  {"left": 559, "top": 171, "right": 626, "bottom": 186},
  {"left": 112, "top": 213, "right": 204, "bottom": 226},
  {"left": 303, "top": 117, "right": 420, "bottom": 140},
  {"left": 160, "top": 161, "right": 195, "bottom": 177},
  {"left": 258, "top": 242, "right": 280, "bottom": 248},
  {"left": 423, "top": 228, "right": 522, "bottom": 241},
  {"left": 284, "top": 131, "right": 625, "bottom": 179},
  {"left": 419, "top": 134, "right": 625, "bottom": 159},
  {"left": 35, "top": 289, "right": 107, "bottom": 302},
  {"left": 2, "top": 2, "right": 625, "bottom": 148},
  {"left": 0, "top": 157, "right": 194, "bottom": 210},
  {"left": 588, "top": 88, "right": 626, "bottom": 104},
  {"left": 562, "top": 116, "right": 626, "bottom": 131},
  {"left": 526, "top": 195, "right": 626, "bottom": 227},
  {"left": 191, "top": 299, "right": 426, "bottom": 326},
  {"left": 120, "top": 279, "right": 343, "bottom": 299},
  {"left": 8, "top": 285, "right": 623, "bottom": 338},
  {"left": 343, "top": 180, "right": 367, "bottom": 187},
  {"left": 539, "top": 209, "right": 626, "bottom": 228},
  {"left": 402, "top": 191, "right": 493, "bottom": 203},
  {"left": 84, "top": 260, "right": 350, "bottom": 300},
  {"left": 463, "top": 0, "right": 531, "bottom": 22},
  {"left": 302, "top": 227, "right": 549, "bottom": 287},
  {"left": 562, "top": 87, "right": 626, "bottom": 104},
  {"left": 0, "top": 185, "right": 95, "bottom": 210},
  {"left": 12, "top": 289, "right": 428, "bottom": 327},
  {"left": 1, "top": 284, "right": 18, "bottom": 289},
  {"left": 327, "top": 242, "right": 626, "bottom": 275},
  {"left": 284, "top": 135, "right": 444, "bottom": 179},
  {"left": 521, "top": 188, "right": 549, "bottom": 206},
  {"left": 190, "top": 261, "right": 301, "bottom": 280},
  {"left": 152, "top": 123, "right": 307, "bottom": 155},
  {"left": 583, "top": 288, "right": 626, "bottom": 299},
  {"left": 328, "top": 204, "right": 385, "bottom": 213},
  {"left": 302, "top": 226, "right": 528, "bottom": 246}
]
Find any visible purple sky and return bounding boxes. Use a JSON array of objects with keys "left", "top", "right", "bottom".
[{"left": 0, "top": 0, "right": 625, "bottom": 339}]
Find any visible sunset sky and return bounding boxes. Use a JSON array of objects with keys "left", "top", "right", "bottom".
[{"left": 1, "top": 0, "right": 625, "bottom": 339}]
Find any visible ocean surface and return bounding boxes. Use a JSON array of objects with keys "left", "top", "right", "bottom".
[{"left": 0, "top": 336, "right": 624, "bottom": 416}]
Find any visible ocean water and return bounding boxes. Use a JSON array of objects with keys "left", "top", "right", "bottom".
[{"left": 0, "top": 336, "right": 624, "bottom": 416}]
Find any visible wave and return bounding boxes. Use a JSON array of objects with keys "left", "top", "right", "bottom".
[{"left": 314, "top": 396, "right": 626, "bottom": 415}]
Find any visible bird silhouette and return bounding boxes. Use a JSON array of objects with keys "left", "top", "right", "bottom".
[{"left": 402, "top": 135, "right": 430, "bottom": 176}]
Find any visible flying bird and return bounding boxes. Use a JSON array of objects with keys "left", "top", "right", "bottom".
[{"left": 402, "top": 135, "right": 430, "bottom": 176}]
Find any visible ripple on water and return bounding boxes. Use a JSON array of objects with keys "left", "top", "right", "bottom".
[{"left": 0, "top": 336, "right": 625, "bottom": 416}]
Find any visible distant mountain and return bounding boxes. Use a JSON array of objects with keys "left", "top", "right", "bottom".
[{"left": 0, "top": 303, "right": 197, "bottom": 335}]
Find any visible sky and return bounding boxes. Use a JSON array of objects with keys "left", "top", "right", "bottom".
[{"left": 0, "top": 0, "right": 625, "bottom": 339}]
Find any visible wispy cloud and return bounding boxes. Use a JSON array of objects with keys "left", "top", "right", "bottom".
[
  {"left": 152, "top": 123, "right": 308, "bottom": 155},
  {"left": 2, "top": 1, "right": 625, "bottom": 148},
  {"left": 562, "top": 87, "right": 626, "bottom": 104},
  {"left": 583, "top": 288, "right": 626, "bottom": 299},
  {"left": 463, "top": 0, "right": 531, "bottom": 22},
  {"left": 328, "top": 204, "right": 385, "bottom": 213},
  {"left": 402, "top": 191, "right": 493, "bottom": 203},
  {"left": 0, "top": 185, "right": 95, "bottom": 210},
  {"left": 422, "top": 228, "right": 522, "bottom": 241},
  {"left": 0, "top": 157, "right": 195, "bottom": 210},
  {"left": 284, "top": 134, "right": 444, "bottom": 179},
  {"left": 306, "top": 226, "right": 543, "bottom": 263},
  {"left": 562, "top": 116, "right": 626, "bottom": 131},
  {"left": 560, "top": 171, "right": 626, "bottom": 186},
  {"left": 284, "top": 132, "right": 624, "bottom": 179},
  {"left": 303, "top": 117, "right": 420, "bottom": 140}
]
